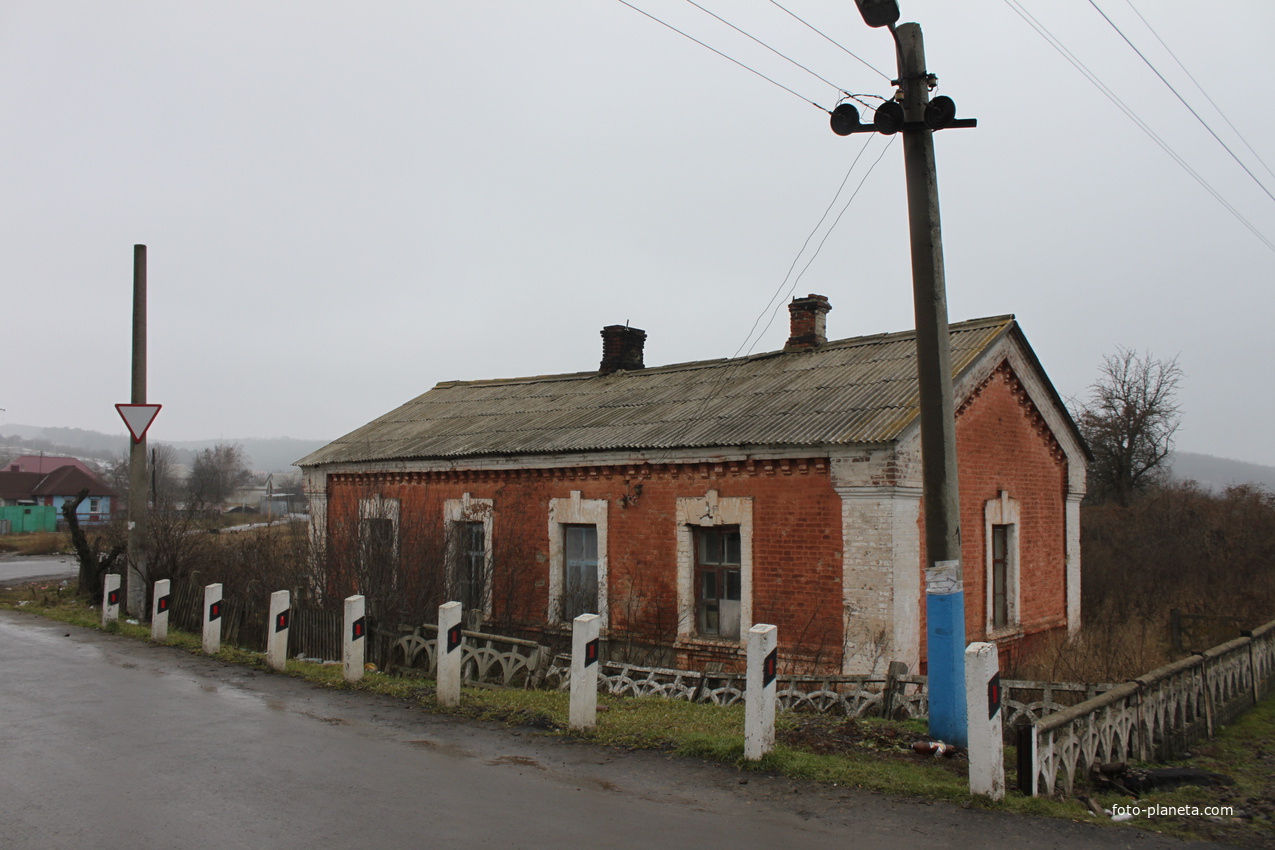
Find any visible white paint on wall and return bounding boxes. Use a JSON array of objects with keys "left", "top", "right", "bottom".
[
  {"left": 984, "top": 491, "right": 1021, "bottom": 636},
  {"left": 1066, "top": 494, "right": 1083, "bottom": 635}
]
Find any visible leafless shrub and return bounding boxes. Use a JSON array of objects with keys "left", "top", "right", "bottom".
[{"left": 1011, "top": 480, "right": 1275, "bottom": 682}]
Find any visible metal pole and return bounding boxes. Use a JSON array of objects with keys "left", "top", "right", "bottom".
[
  {"left": 126, "top": 244, "right": 149, "bottom": 618},
  {"left": 894, "top": 22, "right": 967, "bottom": 745}
]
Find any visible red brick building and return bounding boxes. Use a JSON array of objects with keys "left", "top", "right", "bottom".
[{"left": 299, "top": 297, "right": 1087, "bottom": 674}]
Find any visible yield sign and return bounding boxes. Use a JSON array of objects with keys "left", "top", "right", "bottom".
[{"left": 116, "top": 404, "right": 162, "bottom": 443}]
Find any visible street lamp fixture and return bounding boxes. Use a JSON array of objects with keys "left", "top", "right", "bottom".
[{"left": 854, "top": 0, "right": 900, "bottom": 29}]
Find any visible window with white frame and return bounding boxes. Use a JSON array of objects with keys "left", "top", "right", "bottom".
[
  {"left": 562, "top": 525, "right": 599, "bottom": 621},
  {"left": 358, "top": 496, "right": 400, "bottom": 568},
  {"left": 676, "top": 491, "right": 752, "bottom": 643},
  {"left": 548, "top": 492, "right": 608, "bottom": 626},
  {"left": 695, "top": 525, "right": 742, "bottom": 638},
  {"left": 454, "top": 520, "right": 486, "bottom": 613},
  {"left": 984, "top": 491, "right": 1020, "bottom": 633},
  {"left": 444, "top": 494, "right": 493, "bottom": 622},
  {"left": 991, "top": 524, "right": 1010, "bottom": 630}
]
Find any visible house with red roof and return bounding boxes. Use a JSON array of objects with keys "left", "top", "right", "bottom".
[
  {"left": 6, "top": 455, "right": 96, "bottom": 476},
  {"left": 0, "top": 464, "right": 118, "bottom": 526}
]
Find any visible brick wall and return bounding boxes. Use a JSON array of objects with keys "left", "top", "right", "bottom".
[
  {"left": 917, "top": 360, "right": 1070, "bottom": 670},
  {"left": 325, "top": 457, "right": 844, "bottom": 672}
]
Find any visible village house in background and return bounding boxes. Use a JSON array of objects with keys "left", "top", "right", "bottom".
[
  {"left": 0, "top": 456, "right": 119, "bottom": 532},
  {"left": 299, "top": 296, "right": 1088, "bottom": 674}
]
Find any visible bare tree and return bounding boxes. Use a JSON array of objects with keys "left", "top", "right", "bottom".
[
  {"left": 187, "top": 443, "right": 253, "bottom": 508},
  {"left": 60, "top": 488, "right": 125, "bottom": 601},
  {"left": 1073, "top": 348, "right": 1183, "bottom": 506}
]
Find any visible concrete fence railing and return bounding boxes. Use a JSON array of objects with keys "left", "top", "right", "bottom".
[
  {"left": 545, "top": 655, "right": 1113, "bottom": 732},
  {"left": 388, "top": 622, "right": 551, "bottom": 689},
  {"left": 1024, "top": 617, "right": 1275, "bottom": 797}
]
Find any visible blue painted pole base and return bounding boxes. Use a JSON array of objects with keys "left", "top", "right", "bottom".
[{"left": 927, "top": 589, "right": 968, "bottom": 747}]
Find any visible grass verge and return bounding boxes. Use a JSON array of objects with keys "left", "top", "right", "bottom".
[
  {"left": 0, "top": 531, "right": 71, "bottom": 556},
  {"left": 2, "top": 582, "right": 1269, "bottom": 845}
]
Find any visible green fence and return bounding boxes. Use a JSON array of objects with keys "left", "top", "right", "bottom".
[{"left": 0, "top": 505, "right": 58, "bottom": 534}]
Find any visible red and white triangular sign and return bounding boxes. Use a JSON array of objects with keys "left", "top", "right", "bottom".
[{"left": 116, "top": 403, "right": 162, "bottom": 443}]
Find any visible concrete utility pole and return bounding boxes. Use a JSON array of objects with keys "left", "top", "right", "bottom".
[
  {"left": 127, "top": 244, "right": 149, "bottom": 617},
  {"left": 894, "top": 22, "right": 968, "bottom": 746}
]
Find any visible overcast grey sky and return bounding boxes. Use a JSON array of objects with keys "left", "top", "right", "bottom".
[{"left": 3, "top": 1, "right": 1273, "bottom": 465}]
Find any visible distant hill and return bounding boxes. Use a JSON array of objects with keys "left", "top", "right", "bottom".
[
  {"left": 8, "top": 424, "right": 1267, "bottom": 488},
  {"left": 1169, "top": 451, "right": 1275, "bottom": 492},
  {"left": 0, "top": 424, "right": 326, "bottom": 474}
]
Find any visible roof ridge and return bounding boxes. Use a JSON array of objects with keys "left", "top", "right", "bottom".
[{"left": 432, "top": 314, "right": 1016, "bottom": 391}]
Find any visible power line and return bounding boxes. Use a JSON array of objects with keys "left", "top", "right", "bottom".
[
  {"left": 765, "top": 0, "right": 892, "bottom": 82},
  {"left": 1123, "top": 0, "right": 1275, "bottom": 184},
  {"left": 649, "top": 136, "right": 896, "bottom": 467},
  {"left": 734, "top": 134, "right": 879, "bottom": 357},
  {"left": 1087, "top": 0, "right": 1275, "bottom": 206},
  {"left": 1001, "top": 0, "right": 1275, "bottom": 254},
  {"left": 681, "top": 0, "right": 852, "bottom": 99},
  {"left": 613, "top": 0, "right": 827, "bottom": 112},
  {"left": 744, "top": 135, "right": 897, "bottom": 355}
]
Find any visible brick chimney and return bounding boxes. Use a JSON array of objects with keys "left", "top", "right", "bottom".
[
  {"left": 599, "top": 324, "right": 646, "bottom": 374},
  {"left": 784, "top": 294, "right": 832, "bottom": 351}
]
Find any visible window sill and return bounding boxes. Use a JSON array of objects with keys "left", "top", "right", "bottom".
[
  {"left": 543, "top": 622, "right": 610, "bottom": 637},
  {"left": 985, "top": 625, "right": 1023, "bottom": 642},
  {"left": 674, "top": 635, "right": 745, "bottom": 652}
]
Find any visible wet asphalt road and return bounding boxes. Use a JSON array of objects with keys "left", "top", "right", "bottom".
[
  {"left": 0, "top": 610, "right": 1235, "bottom": 850},
  {"left": 0, "top": 554, "right": 78, "bottom": 584}
]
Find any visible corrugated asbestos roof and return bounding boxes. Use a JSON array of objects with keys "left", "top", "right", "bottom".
[{"left": 298, "top": 315, "right": 1015, "bottom": 467}]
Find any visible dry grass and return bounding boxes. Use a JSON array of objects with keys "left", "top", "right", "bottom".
[{"left": 0, "top": 531, "right": 71, "bottom": 556}]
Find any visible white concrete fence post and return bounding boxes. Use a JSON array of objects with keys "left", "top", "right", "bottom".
[
  {"left": 344, "top": 594, "right": 367, "bottom": 684},
  {"left": 150, "top": 579, "right": 171, "bottom": 641},
  {"left": 266, "top": 590, "right": 290, "bottom": 672},
  {"left": 101, "top": 573, "right": 121, "bottom": 627},
  {"left": 203, "top": 583, "right": 223, "bottom": 655},
  {"left": 965, "top": 641, "right": 1005, "bottom": 800},
  {"left": 745, "top": 623, "right": 778, "bottom": 761},
  {"left": 437, "top": 601, "right": 463, "bottom": 707},
  {"left": 569, "top": 613, "right": 602, "bottom": 731}
]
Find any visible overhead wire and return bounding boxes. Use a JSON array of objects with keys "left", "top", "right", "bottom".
[
  {"left": 609, "top": 0, "right": 906, "bottom": 464},
  {"left": 1124, "top": 0, "right": 1275, "bottom": 183},
  {"left": 612, "top": 0, "right": 828, "bottom": 111},
  {"left": 733, "top": 134, "right": 879, "bottom": 358},
  {"left": 681, "top": 0, "right": 852, "bottom": 99},
  {"left": 1001, "top": 0, "right": 1275, "bottom": 254},
  {"left": 1087, "top": 0, "right": 1275, "bottom": 206},
  {"left": 648, "top": 134, "right": 897, "bottom": 467},
  {"left": 742, "top": 134, "right": 897, "bottom": 356},
  {"left": 765, "top": 0, "right": 892, "bottom": 82}
]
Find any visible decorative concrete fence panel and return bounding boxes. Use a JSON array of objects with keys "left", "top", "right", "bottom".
[
  {"left": 1028, "top": 617, "right": 1275, "bottom": 797},
  {"left": 389, "top": 623, "right": 550, "bottom": 689},
  {"left": 548, "top": 657, "right": 1093, "bottom": 732}
]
